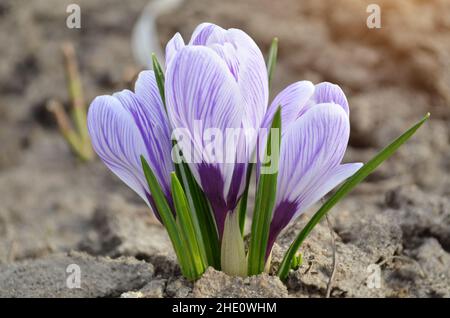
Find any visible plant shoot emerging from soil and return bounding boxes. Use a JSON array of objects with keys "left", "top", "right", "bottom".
[{"left": 87, "top": 23, "right": 429, "bottom": 281}]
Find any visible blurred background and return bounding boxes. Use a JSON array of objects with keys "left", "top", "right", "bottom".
[{"left": 0, "top": 0, "right": 449, "bottom": 297}]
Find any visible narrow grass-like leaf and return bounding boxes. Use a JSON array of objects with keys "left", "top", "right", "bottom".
[
  {"left": 141, "top": 156, "right": 194, "bottom": 279},
  {"left": 177, "top": 159, "right": 221, "bottom": 269},
  {"left": 152, "top": 53, "right": 166, "bottom": 108},
  {"left": 238, "top": 163, "right": 253, "bottom": 235},
  {"left": 173, "top": 142, "right": 220, "bottom": 268},
  {"left": 171, "top": 172, "right": 206, "bottom": 278},
  {"left": 267, "top": 37, "right": 278, "bottom": 89},
  {"left": 247, "top": 107, "right": 282, "bottom": 275},
  {"left": 277, "top": 113, "right": 431, "bottom": 281}
]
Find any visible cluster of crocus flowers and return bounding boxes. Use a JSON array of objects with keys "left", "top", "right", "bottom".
[{"left": 87, "top": 23, "right": 429, "bottom": 281}]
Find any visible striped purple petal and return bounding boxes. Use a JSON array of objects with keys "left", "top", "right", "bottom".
[
  {"left": 88, "top": 95, "right": 151, "bottom": 205},
  {"left": 188, "top": 23, "right": 268, "bottom": 150},
  {"left": 267, "top": 103, "right": 362, "bottom": 255},
  {"left": 311, "top": 82, "right": 349, "bottom": 115},
  {"left": 225, "top": 28, "right": 269, "bottom": 132},
  {"left": 88, "top": 71, "right": 173, "bottom": 216},
  {"left": 165, "top": 32, "right": 185, "bottom": 68},
  {"left": 262, "top": 81, "right": 315, "bottom": 131},
  {"left": 189, "top": 23, "right": 227, "bottom": 46},
  {"left": 263, "top": 81, "right": 349, "bottom": 133},
  {"left": 166, "top": 45, "right": 243, "bottom": 235},
  {"left": 165, "top": 23, "right": 269, "bottom": 236}
]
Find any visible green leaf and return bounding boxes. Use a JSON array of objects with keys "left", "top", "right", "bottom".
[
  {"left": 290, "top": 253, "right": 302, "bottom": 271},
  {"left": 267, "top": 37, "right": 278, "bottom": 89},
  {"left": 141, "top": 156, "right": 194, "bottom": 279},
  {"left": 173, "top": 145, "right": 221, "bottom": 269},
  {"left": 247, "top": 106, "right": 282, "bottom": 275},
  {"left": 277, "top": 113, "right": 431, "bottom": 281},
  {"left": 171, "top": 172, "right": 206, "bottom": 279},
  {"left": 238, "top": 163, "right": 253, "bottom": 236},
  {"left": 152, "top": 53, "right": 166, "bottom": 108}
]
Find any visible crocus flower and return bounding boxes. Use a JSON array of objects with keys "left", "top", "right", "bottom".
[
  {"left": 87, "top": 71, "right": 174, "bottom": 216},
  {"left": 263, "top": 81, "right": 363, "bottom": 255},
  {"left": 164, "top": 23, "right": 269, "bottom": 236}
]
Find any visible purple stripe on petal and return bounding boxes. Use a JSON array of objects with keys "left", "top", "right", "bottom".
[
  {"left": 276, "top": 103, "right": 350, "bottom": 204},
  {"left": 165, "top": 32, "right": 185, "bottom": 68},
  {"left": 262, "top": 81, "right": 349, "bottom": 135},
  {"left": 166, "top": 45, "right": 243, "bottom": 228},
  {"left": 166, "top": 46, "right": 241, "bottom": 135},
  {"left": 312, "top": 82, "right": 349, "bottom": 115},
  {"left": 189, "top": 23, "right": 226, "bottom": 46},
  {"left": 88, "top": 70, "right": 175, "bottom": 221},
  {"left": 171, "top": 24, "right": 269, "bottom": 230},
  {"left": 226, "top": 162, "right": 246, "bottom": 209},
  {"left": 262, "top": 81, "right": 315, "bottom": 131},
  {"left": 267, "top": 200, "right": 299, "bottom": 258},
  {"left": 134, "top": 70, "right": 174, "bottom": 196},
  {"left": 227, "top": 28, "right": 268, "bottom": 131},
  {"left": 297, "top": 163, "right": 362, "bottom": 216},
  {"left": 134, "top": 71, "right": 169, "bottom": 135},
  {"left": 198, "top": 163, "right": 228, "bottom": 236},
  {"left": 87, "top": 95, "right": 151, "bottom": 207},
  {"left": 190, "top": 24, "right": 268, "bottom": 133},
  {"left": 266, "top": 103, "right": 360, "bottom": 255},
  {"left": 113, "top": 88, "right": 172, "bottom": 199},
  {"left": 209, "top": 43, "right": 240, "bottom": 81}
]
